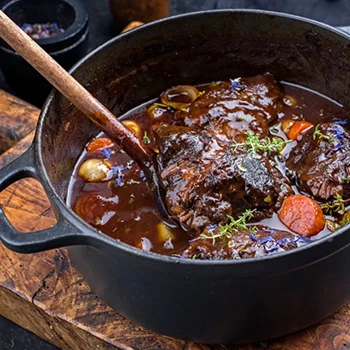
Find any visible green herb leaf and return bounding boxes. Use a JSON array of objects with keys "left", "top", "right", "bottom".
[
  {"left": 200, "top": 209, "right": 256, "bottom": 244},
  {"left": 153, "top": 102, "right": 177, "bottom": 110},
  {"left": 321, "top": 193, "right": 350, "bottom": 215},
  {"left": 142, "top": 131, "right": 151, "bottom": 144},
  {"left": 231, "top": 131, "right": 291, "bottom": 156},
  {"left": 313, "top": 124, "right": 333, "bottom": 143},
  {"left": 339, "top": 216, "right": 350, "bottom": 228}
]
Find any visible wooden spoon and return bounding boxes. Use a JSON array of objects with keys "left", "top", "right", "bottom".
[{"left": 0, "top": 10, "right": 176, "bottom": 227}]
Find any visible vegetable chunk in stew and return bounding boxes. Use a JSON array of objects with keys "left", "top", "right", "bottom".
[{"left": 67, "top": 73, "right": 350, "bottom": 260}]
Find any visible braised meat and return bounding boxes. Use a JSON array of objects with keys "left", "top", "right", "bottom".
[
  {"left": 153, "top": 124, "right": 292, "bottom": 234},
  {"left": 286, "top": 122, "right": 350, "bottom": 201},
  {"left": 70, "top": 75, "right": 350, "bottom": 259},
  {"left": 174, "top": 73, "right": 283, "bottom": 142},
  {"left": 182, "top": 226, "right": 311, "bottom": 260}
]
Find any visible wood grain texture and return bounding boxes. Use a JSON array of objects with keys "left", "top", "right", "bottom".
[{"left": 0, "top": 90, "right": 38, "bottom": 154}]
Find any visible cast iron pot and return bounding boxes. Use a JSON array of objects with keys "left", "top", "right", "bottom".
[
  {"left": 1, "top": 10, "right": 350, "bottom": 344},
  {"left": 0, "top": 0, "right": 89, "bottom": 107}
]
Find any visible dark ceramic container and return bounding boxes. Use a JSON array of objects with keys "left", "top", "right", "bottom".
[
  {"left": 0, "top": 0, "right": 89, "bottom": 106},
  {"left": 1, "top": 10, "right": 350, "bottom": 344}
]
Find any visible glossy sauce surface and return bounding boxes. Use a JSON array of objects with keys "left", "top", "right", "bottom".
[{"left": 67, "top": 79, "right": 349, "bottom": 257}]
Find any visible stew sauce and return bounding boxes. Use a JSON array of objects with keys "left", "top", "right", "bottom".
[{"left": 67, "top": 75, "right": 350, "bottom": 259}]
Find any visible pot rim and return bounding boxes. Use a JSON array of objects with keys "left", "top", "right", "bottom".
[{"left": 36, "top": 9, "right": 350, "bottom": 266}]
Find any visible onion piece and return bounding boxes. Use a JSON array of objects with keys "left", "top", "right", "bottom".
[
  {"left": 157, "top": 222, "right": 175, "bottom": 242},
  {"left": 281, "top": 119, "right": 296, "bottom": 135},
  {"left": 160, "top": 85, "right": 200, "bottom": 110},
  {"left": 147, "top": 104, "right": 169, "bottom": 121},
  {"left": 283, "top": 95, "right": 298, "bottom": 107},
  {"left": 78, "top": 159, "right": 111, "bottom": 182},
  {"left": 122, "top": 120, "right": 141, "bottom": 138}
]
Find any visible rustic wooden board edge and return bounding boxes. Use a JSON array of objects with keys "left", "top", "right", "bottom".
[{"left": 0, "top": 89, "right": 39, "bottom": 154}]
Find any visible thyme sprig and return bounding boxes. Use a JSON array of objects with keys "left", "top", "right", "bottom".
[
  {"left": 142, "top": 131, "right": 151, "bottom": 144},
  {"left": 339, "top": 215, "right": 350, "bottom": 229},
  {"left": 153, "top": 102, "right": 176, "bottom": 110},
  {"left": 313, "top": 124, "right": 333, "bottom": 143},
  {"left": 321, "top": 193, "right": 350, "bottom": 215},
  {"left": 231, "top": 131, "right": 291, "bottom": 156},
  {"left": 200, "top": 209, "right": 256, "bottom": 244}
]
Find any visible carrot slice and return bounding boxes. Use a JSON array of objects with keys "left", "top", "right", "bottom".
[
  {"left": 287, "top": 121, "right": 313, "bottom": 140},
  {"left": 87, "top": 138, "right": 114, "bottom": 152},
  {"left": 278, "top": 194, "right": 325, "bottom": 236}
]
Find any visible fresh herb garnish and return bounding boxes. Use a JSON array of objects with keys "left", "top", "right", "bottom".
[
  {"left": 230, "top": 78, "right": 242, "bottom": 91},
  {"left": 140, "top": 171, "right": 146, "bottom": 181},
  {"left": 321, "top": 193, "right": 350, "bottom": 215},
  {"left": 343, "top": 177, "right": 350, "bottom": 183},
  {"left": 313, "top": 124, "right": 333, "bottom": 143},
  {"left": 112, "top": 165, "right": 126, "bottom": 187},
  {"left": 142, "top": 131, "right": 151, "bottom": 144},
  {"left": 101, "top": 147, "right": 112, "bottom": 159},
  {"left": 332, "top": 123, "right": 345, "bottom": 139},
  {"left": 232, "top": 131, "right": 291, "bottom": 156},
  {"left": 153, "top": 102, "right": 176, "bottom": 110},
  {"left": 339, "top": 214, "right": 350, "bottom": 228},
  {"left": 200, "top": 209, "right": 256, "bottom": 244}
]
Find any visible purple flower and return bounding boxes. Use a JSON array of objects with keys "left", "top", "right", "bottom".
[
  {"left": 260, "top": 236, "right": 275, "bottom": 244},
  {"left": 286, "top": 236, "right": 312, "bottom": 246},
  {"left": 263, "top": 228, "right": 277, "bottom": 233},
  {"left": 101, "top": 147, "right": 112, "bottom": 159},
  {"left": 332, "top": 144, "right": 344, "bottom": 151},
  {"left": 230, "top": 78, "right": 242, "bottom": 91},
  {"left": 333, "top": 120, "right": 347, "bottom": 126},
  {"left": 287, "top": 238, "right": 299, "bottom": 245},
  {"left": 112, "top": 165, "right": 126, "bottom": 187},
  {"left": 298, "top": 236, "right": 312, "bottom": 243},
  {"left": 208, "top": 224, "right": 217, "bottom": 231},
  {"left": 249, "top": 233, "right": 258, "bottom": 242},
  {"left": 140, "top": 171, "right": 146, "bottom": 181},
  {"left": 266, "top": 246, "right": 279, "bottom": 253},
  {"left": 111, "top": 165, "right": 125, "bottom": 174},
  {"left": 276, "top": 238, "right": 288, "bottom": 247},
  {"left": 332, "top": 124, "right": 345, "bottom": 139}
]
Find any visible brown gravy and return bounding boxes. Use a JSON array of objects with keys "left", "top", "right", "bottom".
[{"left": 67, "top": 80, "right": 349, "bottom": 257}]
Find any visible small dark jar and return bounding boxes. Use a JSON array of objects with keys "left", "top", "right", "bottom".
[{"left": 0, "top": 0, "right": 89, "bottom": 106}]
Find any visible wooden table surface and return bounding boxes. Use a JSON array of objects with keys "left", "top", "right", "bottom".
[{"left": 1, "top": 88, "right": 350, "bottom": 350}]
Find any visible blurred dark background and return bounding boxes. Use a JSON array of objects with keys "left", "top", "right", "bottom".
[{"left": 0, "top": 0, "right": 349, "bottom": 349}]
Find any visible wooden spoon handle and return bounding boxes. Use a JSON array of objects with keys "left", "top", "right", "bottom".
[{"left": 0, "top": 10, "right": 153, "bottom": 167}]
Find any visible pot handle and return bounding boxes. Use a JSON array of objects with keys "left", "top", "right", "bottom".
[{"left": 0, "top": 145, "right": 95, "bottom": 253}]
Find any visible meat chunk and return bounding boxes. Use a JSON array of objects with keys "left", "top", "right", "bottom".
[
  {"left": 181, "top": 226, "right": 311, "bottom": 260},
  {"left": 286, "top": 122, "right": 350, "bottom": 201},
  {"left": 153, "top": 124, "right": 292, "bottom": 234},
  {"left": 174, "top": 74, "right": 283, "bottom": 143}
]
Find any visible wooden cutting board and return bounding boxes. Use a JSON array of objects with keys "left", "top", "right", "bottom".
[{"left": 0, "top": 76, "right": 350, "bottom": 350}]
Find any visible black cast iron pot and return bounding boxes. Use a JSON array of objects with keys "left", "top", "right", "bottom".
[
  {"left": 0, "top": 0, "right": 89, "bottom": 107},
  {"left": 1, "top": 10, "right": 350, "bottom": 344}
]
